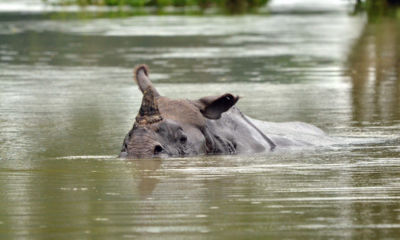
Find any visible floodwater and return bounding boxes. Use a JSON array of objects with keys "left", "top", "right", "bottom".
[{"left": 1, "top": 1, "right": 400, "bottom": 239}]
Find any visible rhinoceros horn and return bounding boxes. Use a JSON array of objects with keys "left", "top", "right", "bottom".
[
  {"left": 135, "top": 87, "right": 163, "bottom": 125},
  {"left": 134, "top": 64, "right": 160, "bottom": 97}
]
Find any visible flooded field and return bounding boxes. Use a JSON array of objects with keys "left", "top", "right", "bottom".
[{"left": 0, "top": 1, "right": 400, "bottom": 239}]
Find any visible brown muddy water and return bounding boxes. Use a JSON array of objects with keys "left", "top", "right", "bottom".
[{"left": 1, "top": 1, "right": 400, "bottom": 239}]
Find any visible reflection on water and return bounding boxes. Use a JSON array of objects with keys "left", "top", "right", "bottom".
[
  {"left": 1, "top": 3, "right": 400, "bottom": 239},
  {"left": 0, "top": 14, "right": 363, "bottom": 83},
  {"left": 347, "top": 18, "right": 400, "bottom": 126}
]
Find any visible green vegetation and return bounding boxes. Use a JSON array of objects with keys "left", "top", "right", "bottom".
[
  {"left": 47, "top": 0, "right": 400, "bottom": 17},
  {"left": 50, "top": 0, "right": 270, "bottom": 14},
  {"left": 354, "top": 0, "right": 400, "bottom": 20}
]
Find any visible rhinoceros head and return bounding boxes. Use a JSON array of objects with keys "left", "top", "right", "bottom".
[{"left": 119, "top": 65, "right": 239, "bottom": 159}]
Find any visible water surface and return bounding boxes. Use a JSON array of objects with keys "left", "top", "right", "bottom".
[{"left": 1, "top": 2, "right": 400, "bottom": 239}]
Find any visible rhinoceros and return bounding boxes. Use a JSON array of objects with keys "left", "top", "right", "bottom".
[{"left": 120, "top": 65, "right": 330, "bottom": 158}]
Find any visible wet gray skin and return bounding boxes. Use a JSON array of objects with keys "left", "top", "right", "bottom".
[{"left": 120, "top": 65, "right": 327, "bottom": 159}]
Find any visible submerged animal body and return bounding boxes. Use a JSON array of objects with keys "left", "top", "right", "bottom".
[{"left": 120, "top": 65, "right": 329, "bottom": 159}]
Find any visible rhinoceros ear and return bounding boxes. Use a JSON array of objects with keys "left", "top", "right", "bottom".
[
  {"left": 195, "top": 93, "right": 239, "bottom": 119},
  {"left": 134, "top": 64, "right": 160, "bottom": 97}
]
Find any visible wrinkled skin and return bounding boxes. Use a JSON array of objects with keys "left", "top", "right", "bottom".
[{"left": 120, "top": 65, "right": 326, "bottom": 159}]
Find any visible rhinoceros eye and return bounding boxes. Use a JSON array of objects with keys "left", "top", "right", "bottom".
[
  {"left": 180, "top": 135, "right": 187, "bottom": 144},
  {"left": 154, "top": 145, "right": 163, "bottom": 155}
]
